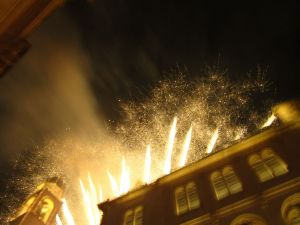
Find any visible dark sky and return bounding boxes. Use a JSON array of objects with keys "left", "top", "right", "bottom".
[
  {"left": 65, "top": 0, "right": 299, "bottom": 118},
  {"left": 0, "top": 0, "right": 299, "bottom": 221}
]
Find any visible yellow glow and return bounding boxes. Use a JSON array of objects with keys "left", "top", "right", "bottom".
[
  {"left": 206, "top": 128, "right": 219, "bottom": 154},
  {"left": 62, "top": 198, "right": 76, "bottom": 225},
  {"left": 88, "top": 172, "right": 97, "bottom": 204},
  {"left": 178, "top": 126, "right": 192, "bottom": 168},
  {"left": 79, "top": 177, "right": 102, "bottom": 225},
  {"left": 120, "top": 157, "right": 130, "bottom": 195},
  {"left": 164, "top": 117, "right": 177, "bottom": 175},
  {"left": 144, "top": 145, "right": 151, "bottom": 184},
  {"left": 99, "top": 185, "right": 103, "bottom": 203},
  {"left": 261, "top": 113, "right": 276, "bottom": 128},
  {"left": 79, "top": 179, "right": 93, "bottom": 225},
  {"left": 107, "top": 170, "right": 119, "bottom": 197},
  {"left": 56, "top": 215, "right": 63, "bottom": 225}
]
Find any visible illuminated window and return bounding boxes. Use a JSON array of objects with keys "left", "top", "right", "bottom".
[
  {"left": 123, "top": 206, "right": 143, "bottom": 225},
  {"left": 175, "top": 181, "right": 200, "bottom": 215},
  {"left": 186, "top": 182, "right": 200, "bottom": 210},
  {"left": 281, "top": 193, "right": 300, "bottom": 225},
  {"left": 248, "top": 148, "right": 288, "bottom": 182},
  {"left": 34, "top": 196, "right": 54, "bottom": 223},
  {"left": 210, "top": 166, "right": 242, "bottom": 200},
  {"left": 134, "top": 206, "right": 143, "bottom": 225},
  {"left": 230, "top": 213, "right": 268, "bottom": 225},
  {"left": 123, "top": 210, "right": 134, "bottom": 225}
]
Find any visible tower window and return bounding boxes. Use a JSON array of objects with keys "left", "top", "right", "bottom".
[
  {"left": 248, "top": 148, "right": 288, "bottom": 182},
  {"left": 210, "top": 166, "right": 243, "bottom": 200},
  {"left": 175, "top": 181, "right": 200, "bottom": 215},
  {"left": 34, "top": 196, "right": 54, "bottom": 223},
  {"left": 123, "top": 206, "right": 143, "bottom": 225}
]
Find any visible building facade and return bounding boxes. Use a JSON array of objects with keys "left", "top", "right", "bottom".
[{"left": 99, "top": 100, "right": 300, "bottom": 225}]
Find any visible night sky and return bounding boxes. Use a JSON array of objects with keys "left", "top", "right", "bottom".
[
  {"left": 0, "top": 0, "right": 299, "bottom": 222},
  {"left": 66, "top": 0, "right": 299, "bottom": 115}
]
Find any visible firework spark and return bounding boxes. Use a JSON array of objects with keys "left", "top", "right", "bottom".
[
  {"left": 178, "top": 126, "right": 192, "bottom": 168},
  {"left": 120, "top": 157, "right": 130, "bottom": 195},
  {"left": 62, "top": 199, "right": 76, "bottom": 225},
  {"left": 206, "top": 128, "right": 219, "bottom": 154},
  {"left": 261, "top": 113, "right": 276, "bottom": 128},
  {"left": 107, "top": 171, "right": 119, "bottom": 197},
  {"left": 4, "top": 74, "right": 273, "bottom": 225},
  {"left": 56, "top": 215, "right": 63, "bottom": 225},
  {"left": 144, "top": 145, "right": 151, "bottom": 184},
  {"left": 163, "top": 117, "right": 177, "bottom": 175}
]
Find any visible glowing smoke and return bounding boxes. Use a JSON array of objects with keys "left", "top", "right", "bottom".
[{"left": 0, "top": 11, "right": 274, "bottom": 223}]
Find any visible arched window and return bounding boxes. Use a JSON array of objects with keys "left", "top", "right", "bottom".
[
  {"left": 134, "top": 206, "right": 143, "bottom": 225},
  {"left": 248, "top": 154, "right": 273, "bottom": 182},
  {"left": 123, "top": 210, "right": 134, "bottom": 225},
  {"left": 175, "top": 181, "right": 200, "bottom": 215},
  {"left": 123, "top": 206, "right": 143, "bottom": 225},
  {"left": 230, "top": 213, "right": 268, "bottom": 225},
  {"left": 223, "top": 166, "right": 243, "bottom": 194},
  {"left": 261, "top": 149, "right": 288, "bottom": 176},
  {"left": 175, "top": 187, "right": 188, "bottom": 215},
  {"left": 186, "top": 182, "right": 200, "bottom": 210},
  {"left": 34, "top": 196, "right": 54, "bottom": 223},
  {"left": 210, "top": 166, "right": 242, "bottom": 200},
  {"left": 211, "top": 171, "right": 229, "bottom": 200},
  {"left": 281, "top": 193, "right": 300, "bottom": 225},
  {"left": 248, "top": 148, "right": 288, "bottom": 182}
]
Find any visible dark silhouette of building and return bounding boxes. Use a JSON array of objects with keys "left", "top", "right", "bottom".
[
  {"left": 99, "top": 99, "right": 300, "bottom": 225},
  {"left": 9, "top": 177, "right": 65, "bottom": 225},
  {"left": 0, "top": 0, "right": 64, "bottom": 76}
]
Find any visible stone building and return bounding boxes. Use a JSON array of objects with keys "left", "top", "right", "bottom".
[
  {"left": 9, "top": 177, "right": 65, "bottom": 225},
  {"left": 99, "top": 100, "right": 300, "bottom": 225}
]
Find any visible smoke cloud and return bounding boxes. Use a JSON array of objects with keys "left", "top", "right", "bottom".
[
  {"left": 0, "top": 7, "right": 275, "bottom": 225},
  {"left": 0, "top": 11, "right": 111, "bottom": 223}
]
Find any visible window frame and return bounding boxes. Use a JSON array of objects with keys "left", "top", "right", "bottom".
[
  {"left": 123, "top": 206, "right": 143, "bottom": 225},
  {"left": 248, "top": 148, "right": 288, "bottom": 183},
  {"left": 174, "top": 181, "right": 200, "bottom": 215},
  {"left": 210, "top": 165, "right": 243, "bottom": 200}
]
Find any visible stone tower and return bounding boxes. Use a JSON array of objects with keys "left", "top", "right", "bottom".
[{"left": 9, "top": 177, "right": 65, "bottom": 225}]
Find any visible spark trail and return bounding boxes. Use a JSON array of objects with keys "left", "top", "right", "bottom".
[
  {"left": 163, "top": 117, "right": 177, "bottom": 175},
  {"left": 178, "top": 126, "right": 192, "bottom": 168},
  {"left": 144, "top": 145, "right": 151, "bottom": 184},
  {"left": 261, "top": 113, "right": 276, "bottom": 128},
  {"left": 206, "top": 128, "right": 219, "bottom": 154},
  {"left": 4, "top": 73, "right": 274, "bottom": 225}
]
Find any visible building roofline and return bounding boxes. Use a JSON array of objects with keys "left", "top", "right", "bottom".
[{"left": 98, "top": 120, "right": 300, "bottom": 210}]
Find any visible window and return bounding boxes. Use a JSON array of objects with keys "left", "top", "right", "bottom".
[
  {"left": 134, "top": 206, "right": 143, "bottom": 225},
  {"left": 186, "top": 182, "right": 200, "bottom": 210},
  {"left": 123, "top": 206, "right": 143, "bottom": 225},
  {"left": 123, "top": 210, "right": 134, "bottom": 225},
  {"left": 175, "top": 181, "right": 200, "bottom": 215},
  {"left": 230, "top": 213, "right": 268, "bottom": 225},
  {"left": 34, "top": 196, "right": 54, "bottom": 223},
  {"left": 210, "top": 166, "right": 242, "bottom": 200},
  {"left": 248, "top": 148, "right": 288, "bottom": 182},
  {"left": 281, "top": 193, "right": 300, "bottom": 225}
]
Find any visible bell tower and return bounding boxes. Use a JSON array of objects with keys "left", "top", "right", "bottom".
[{"left": 9, "top": 177, "right": 65, "bottom": 225}]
